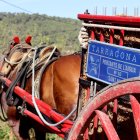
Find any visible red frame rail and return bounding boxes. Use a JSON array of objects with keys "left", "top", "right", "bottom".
[
  {"left": 78, "top": 14, "right": 140, "bottom": 27},
  {"left": 2, "top": 77, "right": 73, "bottom": 138},
  {"left": 77, "top": 13, "right": 140, "bottom": 46}
]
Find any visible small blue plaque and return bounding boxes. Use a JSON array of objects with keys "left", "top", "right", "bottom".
[{"left": 86, "top": 40, "right": 140, "bottom": 84}]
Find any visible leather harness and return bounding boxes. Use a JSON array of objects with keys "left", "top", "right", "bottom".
[{"left": 0, "top": 44, "right": 61, "bottom": 107}]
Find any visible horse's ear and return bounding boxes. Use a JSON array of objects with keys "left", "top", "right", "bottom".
[
  {"left": 25, "top": 35, "right": 32, "bottom": 45},
  {"left": 13, "top": 36, "right": 20, "bottom": 44},
  {"left": 10, "top": 36, "right": 20, "bottom": 49}
]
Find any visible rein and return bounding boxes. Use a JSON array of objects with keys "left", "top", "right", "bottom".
[
  {"left": 31, "top": 47, "right": 77, "bottom": 127},
  {"left": 6, "top": 60, "right": 32, "bottom": 106},
  {"left": 0, "top": 43, "right": 41, "bottom": 121},
  {"left": 0, "top": 44, "right": 33, "bottom": 117},
  {"left": 0, "top": 44, "right": 76, "bottom": 126}
]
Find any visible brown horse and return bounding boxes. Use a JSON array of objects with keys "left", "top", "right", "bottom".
[{"left": 0, "top": 41, "right": 81, "bottom": 139}]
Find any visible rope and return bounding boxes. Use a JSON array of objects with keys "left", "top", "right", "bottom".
[
  {"left": 82, "top": 22, "right": 140, "bottom": 32},
  {"left": 32, "top": 47, "right": 76, "bottom": 127}
]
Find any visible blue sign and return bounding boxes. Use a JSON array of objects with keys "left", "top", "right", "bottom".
[{"left": 86, "top": 40, "right": 140, "bottom": 84}]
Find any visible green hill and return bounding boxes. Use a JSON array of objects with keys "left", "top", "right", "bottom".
[{"left": 0, "top": 12, "right": 82, "bottom": 53}]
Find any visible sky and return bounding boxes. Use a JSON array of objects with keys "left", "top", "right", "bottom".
[{"left": 0, "top": 0, "right": 139, "bottom": 19}]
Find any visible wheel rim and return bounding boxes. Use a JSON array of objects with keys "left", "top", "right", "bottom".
[{"left": 68, "top": 78, "right": 140, "bottom": 140}]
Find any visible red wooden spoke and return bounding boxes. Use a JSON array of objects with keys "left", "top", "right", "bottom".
[
  {"left": 102, "top": 105, "right": 107, "bottom": 113},
  {"left": 113, "top": 99, "right": 118, "bottom": 115},
  {"left": 91, "top": 115, "right": 98, "bottom": 140},
  {"left": 95, "top": 110, "right": 120, "bottom": 140},
  {"left": 83, "top": 129, "right": 89, "bottom": 140},
  {"left": 68, "top": 78, "right": 140, "bottom": 140},
  {"left": 130, "top": 95, "right": 140, "bottom": 140}
]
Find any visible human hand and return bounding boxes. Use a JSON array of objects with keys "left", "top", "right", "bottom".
[{"left": 78, "top": 26, "right": 89, "bottom": 49}]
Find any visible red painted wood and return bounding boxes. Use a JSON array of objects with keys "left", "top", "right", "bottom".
[
  {"left": 102, "top": 105, "right": 107, "bottom": 113},
  {"left": 91, "top": 115, "right": 98, "bottom": 140},
  {"left": 68, "top": 78, "right": 140, "bottom": 139},
  {"left": 110, "top": 29, "right": 114, "bottom": 44},
  {"left": 119, "top": 30, "right": 124, "bottom": 46},
  {"left": 83, "top": 129, "right": 89, "bottom": 140},
  {"left": 130, "top": 95, "right": 140, "bottom": 140},
  {"left": 95, "top": 110, "right": 120, "bottom": 140},
  {"left": 23, "top": 109, "right": 65, "bottom": 138},
  {"left": 90, "top": 30, "right": 95, "bottom": 40},
  {"left": 100, "top": 29, "right": 104, "bottom": 42},
  {"left": 78, "top": 14, "right": 140, "bottom": 27},
  {"left": 3, "top": 77, "right": 73, "bottom": 129}
]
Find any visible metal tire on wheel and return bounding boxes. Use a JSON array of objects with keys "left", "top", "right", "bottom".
[{"left": 68, "top": 78, "right": 140, "bottom": 140}]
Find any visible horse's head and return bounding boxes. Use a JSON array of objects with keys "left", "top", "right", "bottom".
[
  {"left": 1, "top": 44, "right": 32, "bottom": 77},
  {"left": 0, "top": 36, "right": 32, "bottom": 77}
]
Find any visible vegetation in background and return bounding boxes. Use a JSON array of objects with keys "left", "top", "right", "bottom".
[{"left": 0, "top": 12, "right": 82, "bottom": 54}]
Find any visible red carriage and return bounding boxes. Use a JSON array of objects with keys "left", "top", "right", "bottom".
[{"left": 0, "top": 11, "right": 140, "bottom": 140}]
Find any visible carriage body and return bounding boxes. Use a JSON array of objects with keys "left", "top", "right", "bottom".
[
  {"left": 68, "top": 13, "right": 140, "bottom": 140},
  {"left": 1, "top": 13, "right": 140, "bottom": 140},
  {"left": 78, "top": 13, "right": 140, "bottom": 84}
]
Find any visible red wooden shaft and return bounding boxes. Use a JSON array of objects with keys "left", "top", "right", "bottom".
[
  {"left": 23, "top": 109, "right": 65, "bottom": 138},
  {"left": 3, "top": 77, "right": 73, "bottom": 128}
]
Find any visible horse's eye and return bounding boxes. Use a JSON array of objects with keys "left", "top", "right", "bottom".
[{"left": 6, "top": 64, "right": 10, "bottom": 68}]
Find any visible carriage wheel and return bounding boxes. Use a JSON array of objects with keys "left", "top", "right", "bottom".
[{"left": 67, "top": 78, "right": 140, "bottom": 140}]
